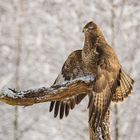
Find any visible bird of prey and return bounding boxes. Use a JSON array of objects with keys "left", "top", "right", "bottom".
[{"left": 49, "top": 21, "right": 134, "bottom": 130}]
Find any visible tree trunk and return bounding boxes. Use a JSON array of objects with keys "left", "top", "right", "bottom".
[{"left": 89, "top": 110, "right": 111, "bottom": 140}]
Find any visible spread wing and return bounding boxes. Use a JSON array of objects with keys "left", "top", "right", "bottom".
[
  {"left": 88, "top": 56, "right": 120, "bottom": 130},
  {"left": 112, "top": 69, "right": 134, "bottom": 102},
  {"left": 49, "top": 50, "right": 88, "bottom": 119}
]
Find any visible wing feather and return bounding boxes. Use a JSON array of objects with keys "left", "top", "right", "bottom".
[
  {"left": 49, "top": 50, "right": 88, "bottom": 119},
  {"left": 112, "top": 69, "right": 134, "bottom": 102},
  {"left": 60, "top": 102, "right": 65, "bottom": 119},
  {"left": 49, "top": 101, "right": 55, "bottom": 112},
  {"left": 65, "top": 103, "right": 70, "bottom": 117},
  {"left": 54, "top": 101, "right": 60, "bottom": 118}
]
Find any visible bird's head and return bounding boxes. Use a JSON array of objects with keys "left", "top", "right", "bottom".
[
  {"left": 82, "top": 21, "right": 98, "bottom": 33},
  {"left": 82, "top": 21, "right": 106, "bottom": 48}
]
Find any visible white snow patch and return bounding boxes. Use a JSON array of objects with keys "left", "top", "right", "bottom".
[
  {"left": 55, "top": 72, "right": 66, "bottom": 84},
  {"left": 1, "top": 86, "right": 24, "bottom": 98},
  {"left": 74, "top": 75, "right": 95, "bottom": 83},
  {"left": 96, "top": 127, "right": 103, "bottom": 140},
  {"left": 54, "top": 75, "right": 95, "bottom": 86}
]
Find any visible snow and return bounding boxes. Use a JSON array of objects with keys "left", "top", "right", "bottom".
[
  {"left": 1, "top": 86, "right": 23, "bottom": 98},
  {"left": 55, "top": 75, "right": 95, "bottom": 86}
]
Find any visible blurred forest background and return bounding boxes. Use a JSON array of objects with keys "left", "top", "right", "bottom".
[{"left": 0, "top": 0, "right": 140, "bottom": 140}]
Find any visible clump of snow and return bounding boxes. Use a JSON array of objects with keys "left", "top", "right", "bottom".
[
  {"left": 54, "top": 75, "right": 95, "bottom": 86},
  {"left": 96, "top": 127, "right": 104, "bottom": 140},
  {"left": 74, "top": 75, "right": 95, "bottom": 83},
  {"left": 1, "top": 86, "right": 24, "bottom": 98}
]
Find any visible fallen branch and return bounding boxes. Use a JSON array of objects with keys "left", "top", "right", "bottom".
[{"left": 0, "top": 76, "right": 94, "bottom": 106}]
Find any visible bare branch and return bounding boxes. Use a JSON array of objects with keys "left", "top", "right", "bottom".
[{"left": 0, "top": 76, "right": 94, "bottom": 106}]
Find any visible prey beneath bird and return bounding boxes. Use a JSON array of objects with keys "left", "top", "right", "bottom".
[{"left": 49, "top": 21, "right": 134, "bottom": 130}]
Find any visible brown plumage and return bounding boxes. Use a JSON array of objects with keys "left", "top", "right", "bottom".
[
  {"left": 82, "top": 21, "right": 134, "bottom": 129},
  {"left": 49, "top": 50, "right": 89, "bottom": 119},
  {"left": 49, "top": 21, "right": 134, "bottom": 129}
]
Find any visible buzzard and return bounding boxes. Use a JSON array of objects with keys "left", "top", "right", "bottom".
[{"left": 49, "top": 21, "right": 134, "bottom": 130}]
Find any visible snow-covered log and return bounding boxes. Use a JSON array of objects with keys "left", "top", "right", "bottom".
[{"left": 0, "top": 76, "right": 94, "bottom": 106}]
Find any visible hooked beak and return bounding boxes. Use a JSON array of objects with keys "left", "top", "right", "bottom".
[{"left": 82, "top": 28, "right": 88, "bottom": 33}]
